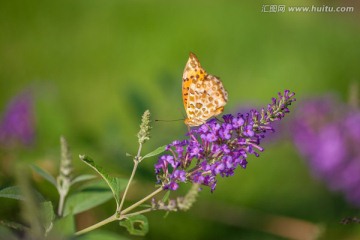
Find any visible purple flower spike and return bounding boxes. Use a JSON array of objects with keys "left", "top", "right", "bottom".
[
  {"left": 0, "top": 91, "right": 36, "bottom": 148},
  {"left": 155, "top": 90, "right": 296, "bottom": 191},
  {"left": 292, "top": 95, "right": 360, "bottom": 207}
]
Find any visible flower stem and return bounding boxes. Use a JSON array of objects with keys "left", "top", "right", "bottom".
[
  {"left": 123, "top": 208, "right": 153, "bottom": 218},
  {"left": 121, "top": 187, "right": 163, "bottom": 215},
  {"left": 75, "top": 188, "right": 163, "bottom": 235},
  {"left": 57, "top": 191, "right": 66, "bottom": 216},
  {"left": 75, "top": 214, "right": 117, "bottom": 236},
  {"left": 137, "top": 142, "right": 143, "bottom": 161},
  {"left": 118, "top": 161, "right": 139, "bottom": 212},
  {"left": 118, "top": 142, "right": 142, "bottom": 213}
]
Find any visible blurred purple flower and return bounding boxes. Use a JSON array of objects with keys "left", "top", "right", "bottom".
[
  {"left": 0, "top": 92, "right": 36, "bottom": 148},
  {"left": 155, "top": 90, "right": 296, "bottom": 192},
  {"left": 292, "top": 96, "right": 360, "bottom": 206}
]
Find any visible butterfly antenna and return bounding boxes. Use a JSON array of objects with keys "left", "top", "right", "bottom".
[
  {"left": 155, "top": 107, "right": 186, "bottom": 123},
  {"left": 176, "top": 106, "right": 185, "bottom": 118}
]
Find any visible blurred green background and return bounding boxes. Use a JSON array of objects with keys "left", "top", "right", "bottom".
[{"left": 1, "top": 0, "right": 360, "bottom": 239}]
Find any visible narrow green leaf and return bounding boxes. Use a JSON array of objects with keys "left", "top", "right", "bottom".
[
  {"left": 0, "top": 186, "right": 45, "bottom": 202},
  {"left": 79, "top": 155, "right": 126, "bottom": 207},
  {"left": 63, "top": 180, "right": 113, "bottom": 216},
  {"left": 0, "top": 220, "right": 29, "bottom": 232},
  {"left": 30, "top": 164, "right": 57, "bottom": 187},
  {"left": 0, "top": 186, "right": 25, "bottom": 201},
  {"left": 162, "top": 190, "right": 171, "bottom": 203},
  {"left": 16, "top": 166, "right": 44, "bottom": 238},
  {"left": 119, "top": 215, "right": 149, "bottom": 236},
  {"left": 70, "top": 174, "right": 97, "bottom": 186},
  {"left": 142, "top": 145, "right": 166, "bottom": 160},
  {"left": 40, "top": 201, "right": 55, "bottom": 234}
]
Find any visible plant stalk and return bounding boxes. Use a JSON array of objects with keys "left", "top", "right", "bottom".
[
  {"left": 57, "top": 191, "right": 66, "bottom": 216},
  {"left": 121, "top": 187, "right": 163, "bottom": 215},
  {"left": 118, "top": 142, "right": 143, "bottom": 212},
  {"left": 118, "top": 161, "right": 139, "bottom": 212},
  {"left": 122, "top": 208, "right": 153, "bottom": 218},
  {"left": 75, "top": 214, "right": 117, "bottom": 236}
]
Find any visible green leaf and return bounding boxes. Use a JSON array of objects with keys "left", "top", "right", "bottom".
[
  {"left": 77, "top": 230, "right": 130, "bottom": 240},
  {"left": 0, "top": 186, "right": 25, "bottom": 201},
  {"left": 142, "top": 145, "right": 166, "bottom": 161},
  {"left": 70, "top": 174, "right": 97, "bottom": 186},
  {"left": 0, "top": 225, "right": 18, "bottom": 240},
  {"left": 16, "top": 166, "right": 44, "bottom": 238},
  {"left": 0, "top": 220, "right": 29, "bottom": 232},
  {"left": 162, "top": 190, "right": 171, "bottom": 203},
  {"left": 63, "top": 180, "right": 113, "bottom": 216},
  {"left": 0, "top": 186, "right": 45, "bottom": 202},
  {"left": 50, "top": 214, "right": 75, "bottom": 237},
  {"left": 119, "top": 215, "right": 149, "bottom": 236},
  {"left": 79, "top": 155, "right": 126, "bottom": 207},
  {"left": 30, "top": 164, "right": 57, "bottom": 187},
  {"left": 40, "top": 201, "right": 55, "bottom": 234}
]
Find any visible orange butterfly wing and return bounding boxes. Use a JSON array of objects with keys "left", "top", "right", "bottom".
[{"left": 182, "top": 53, "right": 228, "bottom": 127}]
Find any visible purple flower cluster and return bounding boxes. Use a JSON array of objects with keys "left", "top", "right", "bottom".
[
  {"left": 292, "top": 96, "right": 360, "bottom": 206},
  {"left": 0, "top": 92, "right": 35, "bottom": 148},
  {"left": 155, "top": 90, "right": 296, "bottom": 191}
]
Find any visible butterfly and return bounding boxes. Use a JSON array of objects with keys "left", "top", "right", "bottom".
[{"left": 182, "top": 53, "right": 228, "bottom": 127}]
